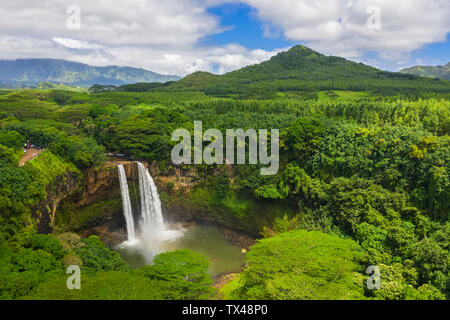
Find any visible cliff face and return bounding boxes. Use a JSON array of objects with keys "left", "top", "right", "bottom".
[
  {"left": 34, "top": 171, "right": 80, "bottom": 234},
  {"left": 151, "top": 164, "right": 292, "bottom": 237},
  {"left": 36, "top": 161, "right": 144, "bottom": 233},
  {"left": 36, "top": 159, "right": 259, "bottom": 241}
]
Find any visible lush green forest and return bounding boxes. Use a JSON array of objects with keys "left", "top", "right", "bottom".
[{"left": 0, "top": 45, "right": 449, "bottom": 300}]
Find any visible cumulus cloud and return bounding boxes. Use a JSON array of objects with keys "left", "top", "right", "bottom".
[
  {"left": 0, "top": 35, "right": 283, "bottom": 76},
  {"left": 0, "top": 0, "right": 223, "bottom": 47},
  {"left": 242, "top": 0, "right": 450, "bottom": 69},
  {"left": 0, "top": 0, "right": 448, "bottom": 74},
  {"left": 90, "top": 44, "right": 284, "bottom": 75},
  {"left": 0, "top": 0, "right": 282, "bottom": 75},
  {"left": 52, "top": 38, "right": 104, "bottom": 50}
]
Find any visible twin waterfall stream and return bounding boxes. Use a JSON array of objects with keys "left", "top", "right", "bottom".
[
  {"left": 117, "top": 162, "right": 182, "bottom": 260},
  {"left": 117, "top": 164, "right": 136, "bottom": 242},
  {"left": 116, "top": 161, "right": 245, "bottom": 275}
]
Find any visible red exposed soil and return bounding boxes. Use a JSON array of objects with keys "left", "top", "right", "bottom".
[{"left": 19, "top": 148, "right": 44, "bottom": 166}]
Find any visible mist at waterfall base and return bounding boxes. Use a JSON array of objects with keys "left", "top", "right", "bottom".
[
  {"left": 116, "top": 162, "right": 244, "bottom": 276},
  {"left": 116, "top": 163, "right": 184, "bottom": 264}
]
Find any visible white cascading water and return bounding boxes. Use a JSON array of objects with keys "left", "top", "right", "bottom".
[
  {"left": 117, "top": 164, "right": 136, "bottom": 243},
  {"left": 117, "top": 162, "right": 183, "bottom": 262},
  {"left": 136, "top": 162, "right": 182, "bottom": 244},
  {"left": 137, "top": 162, "right": 164, "bottom": 232}
]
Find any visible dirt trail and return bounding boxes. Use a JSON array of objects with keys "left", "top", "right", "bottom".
[
  {"left": 19, "top": 148, "right": 44, "bottom": 166},
  {"left": 212, "top": 273, "right": 239, "bottom": 300}
]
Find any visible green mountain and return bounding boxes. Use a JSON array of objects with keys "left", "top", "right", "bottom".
[
  {"left": 168, "top": 45, "right": 449, "bottom": 95},
  {"left": 400, "top": 63, "right": 450, "bottom": 81},
  {"left": 0, "top": 59, "right": 180, "bottom": 88}
]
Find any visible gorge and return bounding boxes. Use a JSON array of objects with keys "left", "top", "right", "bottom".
[
  {"left": 108, "top": 161, "right": 246, "bottom": 275},
  {"left": 116, "top": 161, "right": 184, "bottom": 264}
]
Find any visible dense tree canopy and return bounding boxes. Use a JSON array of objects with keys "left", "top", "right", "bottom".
[{"left": 0, "top": 63, "right": 448, "bottom": 301}]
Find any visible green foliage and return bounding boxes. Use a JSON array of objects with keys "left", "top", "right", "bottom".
[
  {"left": 0, "top": 144, "right": 18, "bottom": 167},
  {"left": 55, "top": 196, "right": 122, "bottom": 232},
  {"left": 401, "top": 63, "right": 450, "bottom": 81},
  {"left": 219, "top": 274, "right": 242, "bottom": 300},
  {"left": 0, "top": 130, "right": 25, "bottom": 150},
  {"left": 2, "top": 119, "right": 105, "bottom": 169},
  {"left": 280, "top": 165, "right": 326, "bottom": 207},
  {"left": 88, "top": 104, "right": 119, "bottom": 119},
  {"left": 100, "top": 107, "right": 192, "bottom": 161},
  {"left": 0, "top": 242, "right": 65, "bottom": 299},
  {"left": 254, "top": 184, "right": 283, "bottom": 200},
  {"left": 1, "top": 232, "right": 194, "bottom": 300},
  {"left": 49, "top": 135, "right": 105, "bottom": 169},
  {"left": 136, "top": 249, "right": 215, "bottom": 300},
  {"left": 370, "top": 262, "right": 445, "bottom": 300},
  {"left": 0, "top": 149, "right": 79, "bottom": 247},
  {"left": 50, "top": 91, "right": 72, "bottom": 106},
  {"left": 326, "top": 177, "right": 406, "bottom": 234},
  {"left": 168, "top": 45, "right": 450, "bottom": 96},
  {"left": 22, "top": 248, "right": 215, "bottom": 300},
  {"left": 0, "top": 50, "right": 448, "bottom": 300},
  {"left": 214, "top": 175, "right": 231, "bottom": 197},
  {"left": 74, "top": 236, "right": 130, "bottom": 274},
  {"left": 12, "top": 248, "right": 62, "bottom": 274},
  {"left": 282, "top": 118, "right": 325, "bottom": 164},
  {"left": 27, "top": 234, "right": 66, "bottom": 260},
  {"left": 411, "top": 238, "right": 449, "bottom": 295},
  {"left": 233, "top": 230, "right": 365, "bottom": 300},
  {"left": 25, "top": 272, "right": 170, "bottom": 300},
  {"left": 356, "top": 223, "right": 387, "bottom": 252}
]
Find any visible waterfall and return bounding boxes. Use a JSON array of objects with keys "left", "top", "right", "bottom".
[
  {"left": 117, "top": 164, "right": 136, "bottom": 243},
  {"left": 117, "top": 162, "right": 183, "bottom": 257},
  {"left": 137, "top": 162, "right": 164, "bottom": 232}
]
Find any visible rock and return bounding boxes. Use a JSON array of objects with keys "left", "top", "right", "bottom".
[{"left": 220, "top": 227, "right": 255, "bottom": 250}]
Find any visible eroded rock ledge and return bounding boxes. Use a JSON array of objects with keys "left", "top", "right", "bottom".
[{"left": 39, "top": 159, "right": 257, "bottom": 249}]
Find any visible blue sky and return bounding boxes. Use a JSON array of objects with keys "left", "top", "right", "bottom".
[
  {"left": 410, "top": 35, "right": 450, "bottom": 66},
  {"left": 203, "top": 2, "right": 449, "bottom": 71},
  {"left": 203, "top": 3, "right": 295, "bottom": 50},
  {"left": 0, "top": 0, "right": 449, "bottom": 75}
]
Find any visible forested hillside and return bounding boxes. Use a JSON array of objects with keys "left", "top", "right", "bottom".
[
  {"left": 401, "top": 63, "right": 450, "bottom": 81},
  {"left": 0, "top": 45, "right": 448, "bottom": 300},
  {"left": 167, "top": 45, "right": 450, "bottom": 97}
]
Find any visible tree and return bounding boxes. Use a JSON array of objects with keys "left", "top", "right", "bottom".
[
  {"left": 411, "top": 238, "right": 449, "bottom": 294},
  {"left": 234, "top": 230, "right": 365, "bottom": 300},
  {"left": 280, "top": 164, "right": 326, "bottom": 207},
  {"left": 74, "top": 236, "right": 130, "bottom": 274},
  {"left": 370, "top": 262, "right": 444, "bottom": 300},
  {"left": 50, "top": 91, "right": 71, "bottom": 106},
  {"left": 0, "top": 130, "right": 25, "bottom": 150},
  {"left": 136, "top": 249, "right": 215, "bottom": 300},
  {"left": 282, "top": 118, "right": 325, "bottom": 165},
  {"left": 27, "top": 234, "right": 66, "bottom": 260}
]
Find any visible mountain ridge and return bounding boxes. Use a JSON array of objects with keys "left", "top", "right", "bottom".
[
  {"left": 0, "top": 58, "right": 180, "bottom": 88},
  {"left": 166, "top": 45, "right": 449, "bottom": 94},
  {"left": 400, "top": 62, "right": 450, "bottom": 81}
]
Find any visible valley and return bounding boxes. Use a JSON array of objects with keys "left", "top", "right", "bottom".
[{"left": 0, "top": 45, "right": 448, "bottom": 301}]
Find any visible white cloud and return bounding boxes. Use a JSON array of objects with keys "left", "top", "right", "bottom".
[
  {"left": 0, "top": 0, "right": 282, "bottom": 75},
  {"left": 52, "top": 38, "right": 104, "bottom": 50},
  {"left": 0, "top": 0, "right": 448, "bottom": 75},
  {"left": 0, "top": 0, "right": 223, "bottom": 47},
  {"left": 0, "top": 35, "right": 282, "bottom": 76},
  {"left": 83, "top": 44, "right": 284, "bottom": 76},
  {"left": 242, "top": 0, "right": 450, "bottom": 69}
]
